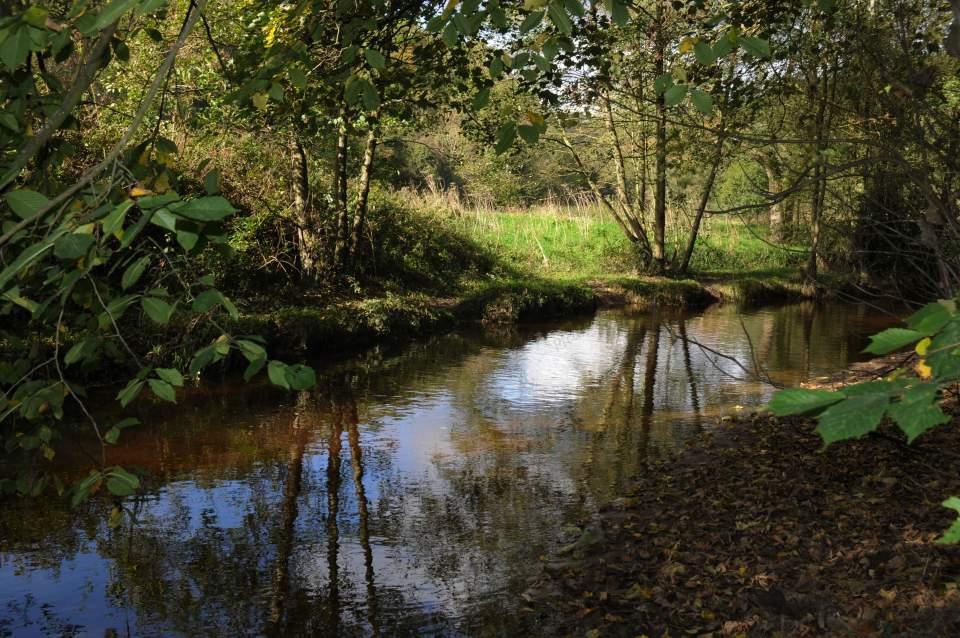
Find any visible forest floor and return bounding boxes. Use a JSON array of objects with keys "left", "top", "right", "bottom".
[{"left": 526, "top": 357, "right": 960, "bottom": 637}]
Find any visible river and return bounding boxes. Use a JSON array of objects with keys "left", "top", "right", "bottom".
[{"left": 0, "top": 300, "right": 897, "bottom": 637}]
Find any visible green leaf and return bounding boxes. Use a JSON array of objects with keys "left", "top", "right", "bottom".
[
  {"left": 137, "top": 193, "right": 180, "bottom": 209},
  {"left": 105, "top": 467, "right": 140, "bottom": 497},
  {"left": 121, "top": 256, "right": 150, "bottom": 290},
  {"left": 141, "top": 296, "right": 173, "bottom": 325},
  {"left": 236, "top": 339, "right": 266, "bottom": 362},
  {"left": 361, "top": 80, "right": 380, "bottom": 112},
  {"left": 268, "top": 82, "right": 283, "bottom": 102},
  {"left": 740, "top": 36, "right": 771, "bottom": 58},
  {"left": 71, "top": 471, "right": 104, "bottom": 507},
  {"left": 288, "top": 67, "right": 307, "bottom": 90},
  {"left": 117, "top": 378, "right": 144, "bottom": 407},
  {"left": 285, "top": 364, "right": 316, "bottom": 391},
  {"left": 495, "top": 121, "right": 516, "bottom": 154},
  {"left": 863, "top": 328, "right": 924, "bottom": 354},
  {"left": 520, "top": 10, "right": 544, "bottom": 34},
  {"left": 102, "top": 200, "right": 133, "bottom": 236},
  {"left": 155, "top": 368, "right": 184, "bottom": 387},
  {"left": 663, "top": 84, "right": 688, "bottom": 107},
  {"left": 189, "top": 345, "right": 215, "bottom": 376},
  {"left": 815, "top": 391, "right": 889, "bottom": 445},
  {"left": 441, "top": 21, "right": 458, "bottom": 47},
  {"left": 5, "top": 189, "right": 49, "bottom": 220},
  {"left": 691, "top": 89, "right": 713, "bottom": 115},
  {"left": 0, "top": 26, "right": 31, "bottom": 70},
  {"left": 938, "top": 497, "right": 960, "bottom": 544},
  {"left": 547, "top": 2, "right": 572, "bottom": 35},
  {"left": 267, "top": 360, "right": 290, "bottom": 389},
  {"left": 64, "top": 339, "right": 92, "bottom": 366},
  {"left": 607, "top": 0, "right": 628, "bottom": 26},
  {"left": 150, "top": 208, "right": 177, "bottom": 232},
  {"left": 905, "top": 303, "right": 952, "bottom": 336},
  {"left": 203, "top": 169, "right": 221, "bottom": 196},
  {"left": 22, "top": 6, "right": 49, "bottom": 28},
  {"left": 887, "top": 383, "right": 949, "bottom": 443},
  {"left": 243, "top": 357, "right": 266, "bottom": 381},
  {"left": 694, "top": 41, "right": 716, "bottom": 65},
  {"left": 105, "top": 427, "right": 121, "bottom": 445},
  {"left": 653, "top": 73, "right": 674, "bottom": 95},
  {"left": 172, "top": 196, "right": 237, "bottom": 222},
  {"left": 176, "top": 230, "right": 199, "bottom": 252},
  {"left": 517, "top": 124, "right": 540, "bottom": 144},
  {"left": 148, "top": 378, "right": 176, "bottom": 403},
  {"left": 0, "top": 233, "right": 63, "bottom": 291},
  {"left": 767, "top": 388, "right": 843, "bottom": 416},
  {"left": 192, "top": 289, "right": 238, "bottom": 319},
  {"left": 472, "top": 87, "right": 490, "bottom": 110},
  {"left": 93, "top": 0, "right": 138, "bottom": 30},
  {"left": 712, "top": 35, "right": 734, "bottom": 59},
  {"left": 364, "top": 48, "right": 386, "bottom": 69},
  {"left": 53, "top": 233, "right": 95, "bottom": 260},
  {"left": 0, "top": 112, "right": 19, "bottom": 132},
  {"left": 928, "top": 318, "right": 960, "bottom": 381}
]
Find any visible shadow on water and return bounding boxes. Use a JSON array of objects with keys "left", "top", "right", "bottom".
[{"left": 0, "top": 301, "right": 899, "bottom": 637}]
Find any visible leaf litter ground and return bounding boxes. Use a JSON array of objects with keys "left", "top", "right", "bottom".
[{"left": 525, "top": 411, "right": 960, "bottom": 637}]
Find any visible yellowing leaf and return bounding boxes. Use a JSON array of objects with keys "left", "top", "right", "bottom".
[
  {"left": 252, "top": 93, "right": 269, "bottom": 110},
  {"left": 153, "top": 172, "right": 171, "bottom": 193},
  {"left": 679, "top": 37, "right": 696, "bottom": 54},
  {"left": 130, "top": 186, "right": 153, "bottom": 197},
  {"left": 265, "top": 23, "right": 278, "bottom": 46},
  {"left": 915, "top": 359, "right": 932, "bottom": 380},
  {"left": 916, "top": 337, "right": 931, "bottom": 356},
  {"left": 526, "top": 110, "right": 545, "bottom": 126}
]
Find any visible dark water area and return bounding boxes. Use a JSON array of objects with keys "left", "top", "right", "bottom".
[{"left": 0, "top": 301, "right": 899, "bottom": 637}]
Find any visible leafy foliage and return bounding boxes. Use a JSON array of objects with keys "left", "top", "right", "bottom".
[{"left": 0, "top": 0, "right": 313, "bottom": 505}]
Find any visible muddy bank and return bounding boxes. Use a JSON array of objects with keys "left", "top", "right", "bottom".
[{"left": 526, "top": 410, "right": 960, "bottom": 637}]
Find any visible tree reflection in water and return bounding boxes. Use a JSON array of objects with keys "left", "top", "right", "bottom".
[{"left": 0, "top": 302, "right": 898, "bottom": 636}]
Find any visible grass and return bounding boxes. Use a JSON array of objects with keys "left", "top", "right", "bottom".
[{"left": 407, "top": 189, "right": 807, "bottom": 278}]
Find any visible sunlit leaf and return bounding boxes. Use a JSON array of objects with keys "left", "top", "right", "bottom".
[
  {"left": 767, "top": 388, "right": 843, "bottom": 416},
  {"left": 863, "top": 328, "right": 924, "bottom": 355}
]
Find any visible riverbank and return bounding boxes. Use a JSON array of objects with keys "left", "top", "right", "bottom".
[
  {"left": 525, "top": 373, "right": 960, "bottom": 636},
  {"left": 229, "top": 271, "right": 815, "bottom": 358}
]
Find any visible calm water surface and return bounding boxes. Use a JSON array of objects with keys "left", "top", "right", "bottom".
[{"left": 0, "top": 301, "right": 897, "bottom": 637}]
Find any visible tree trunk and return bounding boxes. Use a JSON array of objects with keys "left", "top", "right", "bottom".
[
  {"left": 349, "top": 120, "right": 378, "bottom": 261},
  {"left": 805, "top": 65, "right": 829, "bottom": 287},
  {"left": 652, "top": 0, "right": 668, "bottom": 273},
  {"left": 291, "top": 139, "right": 321, "bottom": 277},
  {"left": 679, "top": 128, "right": 725, "bottom": 274},
  {"left": 765, "top": 162, "right": 785, "bottom": 242},
  {"left": 332, "top": 99, "right": 351, "bottom": 270}
]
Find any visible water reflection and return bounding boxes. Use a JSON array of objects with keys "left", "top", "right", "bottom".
[{"left": 0, "top": 301, "right": 896, "bottom": 637}]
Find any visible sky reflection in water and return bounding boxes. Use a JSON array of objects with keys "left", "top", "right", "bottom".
[{"left": 0, "top": 301, "right": 896, "bottom": 637}]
